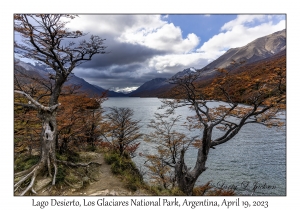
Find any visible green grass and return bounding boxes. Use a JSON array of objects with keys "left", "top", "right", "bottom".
[
  {"left": 104, "top": 152, "right": 187, "bottom": 195},
  {"left": 14, "top": 154, "right": 40, "bottom": 173},
  {"left": 56, "top": 150, "right": 80, "bottom": 163},
  {"left": 104, "top": 152, "right": 145, "bottom": 192}
]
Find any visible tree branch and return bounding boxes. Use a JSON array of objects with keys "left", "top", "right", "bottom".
[
  {"left": 14, "top": 102, "right": 38, "bottom": 110},
  {"left": 15, "top": 90, "right": 60, "bottom": 112}
]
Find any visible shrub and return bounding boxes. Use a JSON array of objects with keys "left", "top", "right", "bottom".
[
  {"left": 104, "top": 152, "right": 121, "bottom": 165},
  {"left": 56, "top": 165, "right": 67, "bottom": 184},
  {"left": 14, "top": 154, "right": 39, "bottom": 172},
  {"left": 104, "top": 151, "right": 144, "bottom": 192},
  {"left": 56, "top": 150, "right": 80, "bottom": 163}
]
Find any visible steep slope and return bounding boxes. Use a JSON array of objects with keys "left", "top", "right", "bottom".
[
  {"left": 162, "top": 50, "right": 286, "bottom": 100},
  {"left": 129, "top": 78, "right": 168, "bottom": 97},
  {"left": 129, "top": 68, "right": 197, "bottom": 97},
  {"left": 64, "top": 75, "right": 126, "bottom": 97},
  {"left": 130, "top": 29, "right": 286, "bottom": 98},
  {"left": 201, "top": 29, "right": 286, "bottom": 74},
  {"left": 171, "top": 67, "right": 197, "bottom": 78},
  {"left": 14, "top": 59, "right": 126, "bottom": 97}
]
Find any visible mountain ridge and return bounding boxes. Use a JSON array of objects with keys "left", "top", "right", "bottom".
[
  {"left": 130, "top": 29, "right": 286, "bottom": 97},
  {"left": 200, "top": 29, "right": 286, "bottom": 73},
  {"left": 14, "top": 59, "right": 126, "bottom": 97},
  {"left": 14, "top": 29, "right": 286, "bottom": 98}
]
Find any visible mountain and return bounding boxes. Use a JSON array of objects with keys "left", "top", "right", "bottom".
[
  {"left": 129, "top": 67, "right": 198, "bottom": 97},
  {"left": 130, "top": 29, "right": 286, "bottom": 97},
  {"left": 163, "top": 48, "right": 286, "bottom": 100},
  {"left": 65, "top": 74, "right": 126, "bottom": 97},
  {"left": 14, "top": 59, "right": 126, "bottom": 97},
  {"left": 129, "top": 78, "right": 169, "bottom": 97},
  {"left": 171, "top": 67, "right": 197, "bottom": 78},
  {"left": 200, "top": 29, "right": 286, "bottom": 75}
]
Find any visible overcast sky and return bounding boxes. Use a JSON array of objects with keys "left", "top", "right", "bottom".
[{"left": 16, "top": 14, "right": 286, "bottom": 92}]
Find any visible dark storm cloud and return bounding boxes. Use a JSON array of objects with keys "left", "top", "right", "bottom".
[
  {"left": 75, "top": 63, "right": 145, "bottom": 79},
  {"left": 83, "top": 76, "right": 147, "bottom": 90},
  {"left": 73, "top": 61, "right": 176, "bottom": 90},
  {"left": 80, "top": 39, "right": 166, "bottom": 69},
  {"left": 140, "top": 71, "right": 172, "bottom": 81},
  {"left": 64, "top": 15, "right": 204, "bottom": 90},
  {"left": 72, "top": 34, "right": 174, "bottom": 89},
  {"left": 110, "top": 63, "right": 143, "bottom": 74}
]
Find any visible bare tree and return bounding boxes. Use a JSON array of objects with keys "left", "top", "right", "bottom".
[
  {"left": 14, "top": 14, "right": 107, "bottom": 195},
  {"left": 101, "top": 107, "right": 142, "bottom": 158},
  {"left": 143, "top": 112, "right": 196, "bottom": 189},
  {"left": 163, "top": 63, "right": 285, "bottom": 195}
]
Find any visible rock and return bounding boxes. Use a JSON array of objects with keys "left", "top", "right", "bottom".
[
  {"left": 90, "top": 189, "right": 110, "bottom": 196},
  {"left": 35, "top": 177, "right": 52, "bottom": 192},
  {"left": 83, "top": 176, "right": 89, "bottom": 181},
  {"left": 109, "top": 190, "right": 118, "bottom": 196},
  {"left": 89, "top": 189, "right": 126, "bottom": 196}
]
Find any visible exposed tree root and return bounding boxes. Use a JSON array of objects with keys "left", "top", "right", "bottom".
[
  {"left": 20, "top": 170, "right": 37, "bottom": 196},
  {"left": 14, "top": 159, "right": 102, "bottom": 196},
  {"left": 52, "top": 161, "right": 58, "bottom": 185},
  {"left": 14, "top": 169, "right": 35, "bottom": 189},
  {"left": 47, "top": 157, "right": 52, "bottom": 177},
  {"left": 14, "top": 162, "right": 42, "bottom": 196},
  {"left": 14, "top": 164, "right": 38, "bottom": 178}
]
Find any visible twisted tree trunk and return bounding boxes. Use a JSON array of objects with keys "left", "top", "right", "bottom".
[
  {"left": 39, "top": 110, "right": 58, "bottom": 184},
  {"left": 14, "top": 101, "right": 101, "bottom": 195},
  {"left": 175, "top": 126, "right": 212, "bottom": 195},
  {"left": 14, "top": 90, "right": 60, "bottom": 195},
  {"left": 14, "top": 14, "right": 108, "bottom": 195}
]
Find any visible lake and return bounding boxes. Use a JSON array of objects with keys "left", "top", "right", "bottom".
[{"left": 102, "top": 97, "right": 286, "bottom": 196}]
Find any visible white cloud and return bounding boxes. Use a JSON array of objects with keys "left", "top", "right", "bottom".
[
  {"left": 119, "top": 22, "right": 200, "bottom": 54},
  {"left": 67, "top": 15, "right": 200, "bottom": 54},
  {"left": 113, "top": 86, "right": 139, "bottom": 93},
  {"left": 148, "top": 50, "right": 224, "bottom": 73},
  {"left": 64, "top": 14, "right": 286, "bottom": 89},
  {"left": 149, "top": 54, "right": 194, "bottom": 72},
  {"left": 221, "top": 15, "right": 266, "bottom": 31},
  {"left": 66, "top": 15, "right": 166, "bottom": 36},
  {"left": 198, "top": 16, "right": 285, "bottom": 55}
]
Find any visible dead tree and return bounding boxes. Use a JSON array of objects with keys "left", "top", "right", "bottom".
[
  {"left": 14, "top": 14, "right": 106, "bottom": 195},
  {"left": 164, "top": 65, "right": 285, "bottom": 195},
  {"left": 101, "top": 107, "right": 142, "bottom": 158}
]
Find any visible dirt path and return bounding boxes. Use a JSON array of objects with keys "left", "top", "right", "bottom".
[
  {"left": 37, "top": 152, "right": 148, "bottom": 196},
  {"left": 64, "top": 152, "right": 133, "bottom": 196}
]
